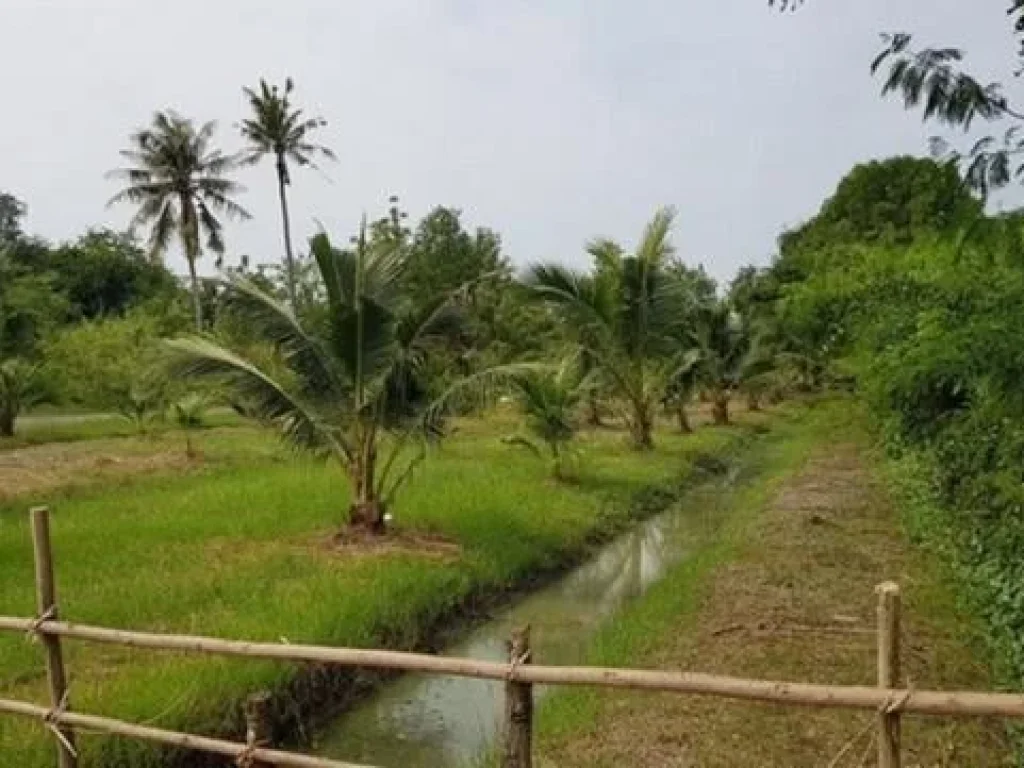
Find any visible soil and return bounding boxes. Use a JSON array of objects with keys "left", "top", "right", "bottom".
[
  {"left": 539, "top": 443, "right": 1013, "bottom": 767},
  {"left": 326, "top": 528, "right": 462, "bottom": 561},
  {"left": 0, "top": 438, "right": 193, "bottom": 504}
]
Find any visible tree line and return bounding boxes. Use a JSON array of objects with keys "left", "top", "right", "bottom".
[{"left": 2, "top": 158, "right": 807, "bottom": 535}]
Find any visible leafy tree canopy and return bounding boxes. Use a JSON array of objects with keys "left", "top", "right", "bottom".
[
  {"left": 403, "top": 206, "right": 510, "bottom": 307},
  {"left": 777, "top": 156, "right": 981, "bottom": 280},
  {"left": 45, "top": 230, "right": 181, "bottom": 321},
  {"left": 0, "top": 192, "right": 26, "bottom": 246}
]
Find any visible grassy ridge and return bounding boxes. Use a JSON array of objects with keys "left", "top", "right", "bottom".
[{"left": 0, "top": 411, "right": 767, "bottom": 767}]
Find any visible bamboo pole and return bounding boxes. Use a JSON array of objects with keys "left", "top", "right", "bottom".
[
  {"left": 0, "top": 697, "right": 373, "bottom": 768},
  {"left": 30, "top": 506, "right": 77, "bottom": 768},
  {"left": 1, "top": 616, "right": 1023, "bottom": 718},
  {"left": 244, "top": 691, "right": 274, "bottom": 768},
  {"left": 877, "top": 582, "right": 902, "bottom": 768},
  {"left": 502, "top": 626, "right": 533, "bottom": 768}
]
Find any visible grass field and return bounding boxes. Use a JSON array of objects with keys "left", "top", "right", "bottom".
[
  {"left": 1, "top": 409, "right": 244, "bottom": 450},
  {"left": 0, "top": 406, "right": 772, "bottom": 767}
]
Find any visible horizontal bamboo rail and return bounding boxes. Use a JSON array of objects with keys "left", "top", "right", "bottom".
[
  {"left": 0, "top": 698, "right": 372, "bottom": 768},
  {"left": 3, "top": 616, "right": 1024, "bottom": 719}
]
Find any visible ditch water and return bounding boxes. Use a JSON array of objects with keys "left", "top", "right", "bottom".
[{"left": 313, "top": 462, "right": 746, "bottom": 767}]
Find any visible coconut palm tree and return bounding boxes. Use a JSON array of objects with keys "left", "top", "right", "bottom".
[
  {"left": 692, "top": 303, "right": 780, "bottom": 424},
  {"left": 240, "top": 78, "right": 335, "bottom": 311},
  {"left": 166, "top": 223, "right": 471, "bottom": 534},
  {"left": 526, "top": 207, "right": 690, "bottom": 450},
  {"left": 108, "top": 111, "right": 250, "bottom": 331},
  {"left": 500, "top": 357, "right": 591, "bottom": 481},
  {"left": 663, "top": 349, "right": 702, "bottom": 433}
]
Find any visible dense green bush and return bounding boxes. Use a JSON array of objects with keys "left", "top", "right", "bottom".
[
  {"left": 43, "top": 305, "right": 189, "bottom": 410},
  {"left": 767, "top": 156, "right": 1024, "bottom": 705}
]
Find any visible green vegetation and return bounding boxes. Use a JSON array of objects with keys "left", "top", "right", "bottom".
[
  {"left": 527, "top": 208, "right": 698, "bottom": 450},
  {"left": 730, "top": 150, "right": 1024, "bottom": 753},
  {"left": 5, "top": 10, "right": 1024, "bottom": 763},
  {"left": 0, "top": 412, "right": 760, "bottom": 767},
  {"left": 166, "top": 224, "right": 516, "bottom": 533},
  {"left": 0, "top": 410, "right": 243, "bottom": 451},
  {"left": 493, "top": 357, "right": 592, "bottom": 481}
]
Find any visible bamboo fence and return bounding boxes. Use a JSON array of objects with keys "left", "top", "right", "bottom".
[{"left": 2, "top": 506, "right": 1024, "bottom": 768}]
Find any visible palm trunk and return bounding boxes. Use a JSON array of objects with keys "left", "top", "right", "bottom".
[
  {"left": 0, "top": 405, "right": 14, "bottom": 438},
  {"left": 349, "top": 445, "right": 385, "bottom": 533},
  {"left": 712, "top": 390, "right": 730, "bottom": 425},
  {"left": 276, "top": 157, "right": 299, "bottom": 312},
  {"left": 676, "top": 403, "right": 692, "bottom": 433},
  {"left": 187, "top": 256, "right": 202, "bottom": 332},
  {"left": 181, "top": 198, "right": 203, "bottom": 332},
  {"left": 630, "top": 403, "right": 654, "bottom": 451}
]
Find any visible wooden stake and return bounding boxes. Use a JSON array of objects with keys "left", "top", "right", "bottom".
[
  {"left": 876, "top": 581, "right": 902, "bottom": 768},
  {"left": 503, "top": 626, "right": 533, "bottom": 768},
  {"left": 30, "top": 506, "right": 77, "bottom": 768},
  {"left": 244, "top": 691, "right": 274, "bottom": 768}
]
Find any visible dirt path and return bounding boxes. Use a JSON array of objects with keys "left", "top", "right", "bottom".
[
  {"left": 539, "top": 441, "right": 1011, "bottom": 767},
  {"left": 0, "top": 426, "right": 281, "bottom": 505}
]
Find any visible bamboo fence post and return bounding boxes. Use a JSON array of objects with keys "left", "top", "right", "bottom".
[
  {"left": 503, "top": 626, "right": 533, "bottom": 768},
  {"left": 244, "top": 691, "right": 273, "bottom": 768},
  {"left": 30, "top": 506, "right": 77, "bottom": 768},
  {"left": 876, "top": 581, "right": 902, "bottom": 768}
]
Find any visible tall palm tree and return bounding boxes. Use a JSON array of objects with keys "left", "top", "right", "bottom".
[
  {"left": 527, "top": 207, "right": 690, "bottom": 450},
  {"left": 166, "top": 223, "right": 469, "bottom": 534},
  {"left": 108, "top": 111, "right": 250, "bottom": 330},
  {"left": 240, "top": 78, "right": 335, "bottom": 311}
]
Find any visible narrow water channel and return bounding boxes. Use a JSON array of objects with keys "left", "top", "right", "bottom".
[{"left": 313, "top": 465, "right": 744, "bottom": 767}]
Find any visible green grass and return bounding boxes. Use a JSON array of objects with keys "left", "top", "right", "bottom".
[
  {"left": 0, "top": 411, "right": 773, "bottom": 767},
  {"left": 1, "top": 409, "right": 244, "bottom": 449}
]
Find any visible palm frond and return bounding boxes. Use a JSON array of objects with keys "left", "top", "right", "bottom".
[
  {"left": 216, "top": 273, "right": 344, "bottom": 398},
  {"left": 635, "top": 206, "right": 677, "bottom": 267},
  {"left": 165, "top": 337, "right": 351, "bottom": 460},
  {"left": 426, "top": 362, "right": 549, "bottom": 423},
  {"left": 501, "top": 435, "right": 543, "bottom": 458}
]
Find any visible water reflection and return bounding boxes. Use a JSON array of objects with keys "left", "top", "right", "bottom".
[{"left": 315, "top": 476, "right": 734, "bottom": 767}]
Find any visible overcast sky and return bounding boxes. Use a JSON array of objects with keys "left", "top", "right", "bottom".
[{"left": 0, "top": 1, "right": 1018, "bottom": 284}]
